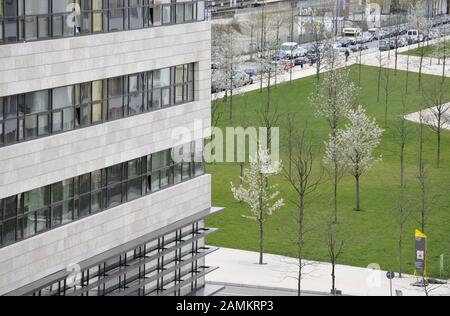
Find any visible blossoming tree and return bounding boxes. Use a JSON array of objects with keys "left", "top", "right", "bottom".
[{"left": 231, "top": 148, "right": 284, "bottom": 265}]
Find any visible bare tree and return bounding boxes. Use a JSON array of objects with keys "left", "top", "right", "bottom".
[
  {"left": 215, "top": 24, "right": 244, "bottom": 121},
  {"left": 422, "top": 80, "right": 449, "bottom": 168},
  {"left": 284, "top": 120, "right": 322, "bottom": 295},
  {"left": 411, "top": 2, "right": 433, "bottom": 89},
  {"left": 325, "top": 220, "right": 346, "bottom": 295},
  {"left": 417, "top": 111, "right": 429, "bottom": 233},
  {"left": 395, "top": 94, "right": 413, "bottom": 278}
]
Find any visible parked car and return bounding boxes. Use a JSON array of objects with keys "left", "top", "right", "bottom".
[
  {"left": 244, "top": 68, "right": 257, "bottom": 77},
  {"left": 338, "top": 37, "right": 352, "bottom": 47},
  {"left": 361, "top": 32, "right": 374, "bottom": 43},
  {"left": 306, "top": 52, "right": 318, "bottom": 65},
  {"left": 294, "top": 56, "right": 308, "bottom": 66},
  {"left": 276, "top": 50, "right": 287, "bottom": 60},
  {"left": 233, "top": 71, "right": 253, "bottom": 87},
  {"left": 379, "top": 40, "right": 390, "bottom": 51}
]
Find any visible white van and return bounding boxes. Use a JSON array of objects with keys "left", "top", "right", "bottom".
[
  {"left": 280, "top": 42, "right": 301, "bottom": 59},
  {"left": 342, "top": 28, "right": 362, "bottom": 44},
  {"left": 407, "top": 29, "right": 423, "bottom": 43}
]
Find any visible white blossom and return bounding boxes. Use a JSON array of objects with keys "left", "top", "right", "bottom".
[
  {"left": 336, "top": 106, "right": 384, "bottom": 178},
  {"left": 310, "top": 68, "right": 358, "bottom": 125},
  {"left": 231, "top": 148, "right": 284, "bottom": 222}
]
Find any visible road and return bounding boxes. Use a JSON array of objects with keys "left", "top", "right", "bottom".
[{"left": 209, "top": 282, "right": 329, "bottom": 296}]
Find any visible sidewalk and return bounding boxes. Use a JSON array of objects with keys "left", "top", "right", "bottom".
[{"left": 206, "top": 248, "right": 450, "bottom": 296}]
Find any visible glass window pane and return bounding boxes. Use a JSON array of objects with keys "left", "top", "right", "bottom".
[
  {"left": 38, "top": 114, "right": 49, "bottom": 135},
  {"left": 109, "top": 0, "right": 124, "bottom": 31},
  {"left": 4, "top": 96, "right": 17, "bottom": 118},
  {"left": 92, "top": 102, "right": 103, "bottom": 123},
  {"left": 92, "top": 0, "right": 103, "bottom": 32},
  {"left": 128, "top": 0, "right": 143, "bottom": 29},
  {"left": 0, "top": 97, "right": 3, "bottom": 121},
  {"left": 127, "top": 178, "right": 142, "bottom": 201},
  {"left": 176, "top": 4, "right": 184, "bottom": 23},
  {"left": 25, "top": 115, "right": 37, "bottom": 138},
  {"left": 128, "top": 159, "right": 141, "bottom": 179},
  {"left": 4, "top": 196, "right": 17, "bottom": 219},
  {"left": 78, "top": 195, "right": 90, "bottom": 217},
  {"left": 52, "top": 111, "right": 62, "bottom": 132},
  {"left": 107, "top": 164, "right": 122, "bottom": 185},
  {"left": 63, "top": 107, "right": 74, "bottom": 130},
  {"left": 162, "top": 5, "right": 171, "bottom": 24},
  {"left": 152, "top": 150, "right": 170, "bottom": 171},
  {"left": 5, "top": 119, "right": 17, "bottom": 144},
  {"left": 25, "top": 90, "right": 48, "bottom": 113},
  {"left": 2, "top": 218, "right": 16, "bottom": 244},
  {"left": 23, "top": 187, "right": 49, "bottom": 213},
  {"left": 91, "top": 191, "right": 101, "bottom": 213},
  {"left": 79, "top": 174, "right": 91, "bottom": 194},
  {"left": 52, "top": 180, "right": 74, "bottom": 203},
  {"left": 91, "top": 170, "right": 102, "bottom": 190},
  {"left": 53, "top": 86, "right": 74, "bottom": 109},
  {"left": 36, "top": 209, "right": 48, "bottom": 232},
  {"left": 51, "top": 206, "right": 62, "bottom": 227},
  {"left": 107, "top": 184, "right": 122, "bottom": 208},
  {"left": 162, "top": 87, "right": 170, "bottom": 106}
]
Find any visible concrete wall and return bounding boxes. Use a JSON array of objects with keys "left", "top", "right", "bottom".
[
  {"left": 0, "top": 23, "right": 211, "bottom": 97},
  {"left": 0, "top": 174, "right": 212, "bottom": 295}
]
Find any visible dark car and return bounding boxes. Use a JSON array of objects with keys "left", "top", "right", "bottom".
[
  {"left": 306, "top": 52, "right": 318, "bottom": 65},
  {"left": 338, "top": 37, "right": 352, "bottom": 47},
  {"left": 244, "top": 68, "right": 257, "bottom": 77},
  {"left": 294, "top": 56, "right": 308, "bottom": 66}
]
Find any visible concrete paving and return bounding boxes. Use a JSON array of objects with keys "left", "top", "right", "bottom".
[
  {"left": 210, "top": 282, "right": 328, "bottom": 296},
  {"left": 206, "top": 248, "right": 450, "bottom": 296},
  {"left": 405, "top": 103, "right": 450, "bottom": 130}
]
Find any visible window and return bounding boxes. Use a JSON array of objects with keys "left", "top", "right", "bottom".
[
  {"left": 0, "top": 142, "right": 204, "bottom": 248},
  {"left": 52, "top": 86, "right": 75, "bottom": 132},
  {"left": 108, "top": 77, "right": 124, "bottom": 120},
  {"left": 24, "top": 0, "right": 50, "bottom": 40},
  {"left": 23, "top": 90, "right": 49, "bottom": 138},
  {"left": 128, "top": 74, "right": 144, "bottom": 115},
  {"left": 23, "top": 187, "right": 49, "bottom": 213},
  {"left": 92, "top": 80, "right": 104, "bottom": 123},
  {"left": 109, "top": 0, "right": 124, "bottom": 31},
  {"left": 0, "top": 0, "right": 4, "bottom": 42},
  {"left": 92, "top": 0, "right": 103, "bottom": 32},
  {"left": 52, "top": 0, "right": 75, "bottom": 37},
  {"left": 0, "top": 64, "right": 195, "bottom": 147},
  {"left": 128, "top": 0, "right": 144, "bottom": 29}
]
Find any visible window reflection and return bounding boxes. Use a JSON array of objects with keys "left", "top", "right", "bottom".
[{"left": 0, "top": 141, "right": 204, "bottom": 248}]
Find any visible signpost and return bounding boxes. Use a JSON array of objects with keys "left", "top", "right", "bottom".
[
  {"left": 386, "top": 271, "right": 395, "bottom": 296},
  {"left": 414, "top": 230, "right": 427, "bottom": 278}
]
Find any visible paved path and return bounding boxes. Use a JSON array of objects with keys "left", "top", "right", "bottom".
[
  {"left": 404, "top": 103, "right": 450, "bottom": 130},
  {"left": 359, "top": 36, "right": 450, "bottom": 78},
  {"left": 210, "top": 282, "right": 328, "bottom": 296},
  {"left": 206, "top": 248, "right": 450, "bottom": 296}
]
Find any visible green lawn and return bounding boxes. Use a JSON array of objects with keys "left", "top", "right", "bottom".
[
  {"left": 402, "top": 41, "right": 450, "bottom": 57},
  {"left": 206, "top": 65, "right": 450, "bottom": 278}
]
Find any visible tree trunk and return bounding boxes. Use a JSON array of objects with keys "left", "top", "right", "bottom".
[
  {"left": 331, "top": 261, "right": 336, "bottom": 293},
  {"left": 356, "top": 174, "right": 360, "bottom": 210},
  {"left": 333, "top": 160, "right": 338, "bottom": 223},
  {"left": 437, "top": 127, "right": 441, "bottom": 168},
  {"left": 259, "top": 219, "right": 264, "bottom": 265}
]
